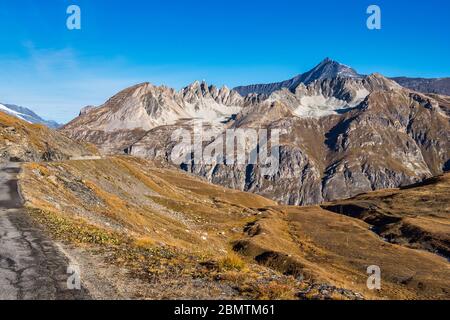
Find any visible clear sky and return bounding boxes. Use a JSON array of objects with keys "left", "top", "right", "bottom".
[{"left": 0, "top": 0, "right": 449, "bottom": 123}]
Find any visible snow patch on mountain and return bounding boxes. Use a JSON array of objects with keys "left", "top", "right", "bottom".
[
  {"left": 292, "top": 88, "right": 369, "bottom": 118},
  {"left": 183, "top": 98, "right": 242, "bottom": 123},
  {"left": 0, "top": 103, "right": 61, "bottom": 128},
  {"left": 0, "top": 103, "right": 31, "bottom": 122}
]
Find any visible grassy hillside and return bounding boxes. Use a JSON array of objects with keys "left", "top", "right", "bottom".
[
  {"left": 18, "top": 157, "right": 450, "bottom": 299},
  {"left": 236, "top": 205, "right": 449, "bottom": 300},
  {"left": 0, "top": 111, "right": 98, "bottom": 162},
  {"left": 322, "top": 174, "right": 450, "bottom": 259}
]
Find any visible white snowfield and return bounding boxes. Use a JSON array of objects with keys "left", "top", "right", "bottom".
[
  {"left": 293, "top": 88, "right": 370, "bottom": 118},
  {"left": 0, "top": 103, "right": 60, "bottom": 128},
  {"left": 266, "top": 87, "right": 370, "bottom": 118},
  {"left": 183, "top": 98, "right": 242, "bottom": 123},
  {"left": 0, "top": 104, "right": 31, "bottom": 123},
  {"left": 99, "top": 94, "right": 242, "bottom": 132}
]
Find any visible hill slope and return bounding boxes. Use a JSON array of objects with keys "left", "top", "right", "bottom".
[
  {"left": 322, "top": 174, "right": 450, "bottom": 259},
  {"left": 0, "top": 110, "right": 97, "bottom": 162},
  {"left": 18, "top": 157, "right": 450, "bottom": 299}
]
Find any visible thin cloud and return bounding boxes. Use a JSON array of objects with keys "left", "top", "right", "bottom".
[{"left": 0, "top": 43, "right": 142, "bottom": 123}]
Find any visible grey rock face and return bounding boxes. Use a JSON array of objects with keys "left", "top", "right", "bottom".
[
  {"left": 79, "top": 105, "right": 98, "bottom": 116},
  {"left": 129, "top": 85, "right": 449, "bottom": 205}
]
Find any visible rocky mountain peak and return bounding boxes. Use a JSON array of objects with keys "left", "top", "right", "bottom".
[
  {"left": 79, "top": 105, "right": 97, "bottom": 116},
  {"left": 180, "top": 80, "right": 243, "bottom": 107},
  {"left": 61, "top": 63, "right": 450, "bottom": 212},
  {"left": 233, "top": 58, "right": 364, "bottom": 96},
  {"left": 181, "top": 80, "right": 213, "bottom": 102},
  {"left": 182, "top": 80, "right": 211, "bottom": 94},
  {"left": 100, "top": 82, "right": 177, "bottom": 115},
  {"left": 301, "top": 58, "right": 362, "bottom": 84}
]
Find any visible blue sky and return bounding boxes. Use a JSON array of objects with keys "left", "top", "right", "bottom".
[{"left": 0, "top": 0, "right": 449, "bottom": 123}]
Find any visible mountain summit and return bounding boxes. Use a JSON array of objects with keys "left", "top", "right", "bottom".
[
  {"left": 234, "top": 58, "right": 363, "bottom": 96},
  {"left": 300, "top": 57, "right": 362, "bottom": 83}
]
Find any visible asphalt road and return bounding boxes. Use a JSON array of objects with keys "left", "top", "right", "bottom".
[{"left": 0, "top": 162, "right": 91, "bottom": 300}]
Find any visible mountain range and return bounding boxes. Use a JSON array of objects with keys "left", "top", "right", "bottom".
[
  {"left": 61, "top": 58, "right": 450, "bottom": 205},
  {"left": 0, "top": 103, "right": 60, "bottom": 128},
  {"left": 235, "top": 58, "right": 450, "bottom": 97},
  {"left": 234, "top": 58, "right": 364, "bottom": 96}
]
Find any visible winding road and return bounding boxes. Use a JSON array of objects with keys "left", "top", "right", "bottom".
[{"left": 0, "top": 161, "right": 90, "bottom": 300}]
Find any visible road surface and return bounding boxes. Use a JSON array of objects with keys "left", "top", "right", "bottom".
[{"left": 0, "top": 161, "right": 90, "bottom": 300}]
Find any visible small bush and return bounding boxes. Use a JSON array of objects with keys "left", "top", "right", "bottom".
[
  {"left": 258, "top": 281, "right": 294, "bottom": 300},
  {"left": 218, "top": 252, "right": 246, "bottom": 271}
]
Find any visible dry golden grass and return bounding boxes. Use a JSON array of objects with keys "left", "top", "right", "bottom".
[
  {"left": 19, "top": 156, "right": 275, "bottom": 256},
  {"left": 236, "top": 205, "right": 450, "bottom": 300},
  {"left": 27, "top": 207, "right": 123, "bottom": 246},
  {"left": 0, "top": 110, "right": 98, "bottom": 159},
  {"left": 134, "top": 236, "right": 155, "bottom": 248},
  {"left": 257, "top": 281, "right": 296, "bottom": 300},
  {"left": 218, "top": 252, "right": 246, "bottom": 271},
  {"left": 322, "top": 174, "right": 450, "bottom": 259},
  {"left": 18, "top": 156, "right": 450, "bottom": 300}
]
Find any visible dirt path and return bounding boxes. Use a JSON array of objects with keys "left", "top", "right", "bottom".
[{"left": 0, "top": 162, "right": 91, "bottom": 300}]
